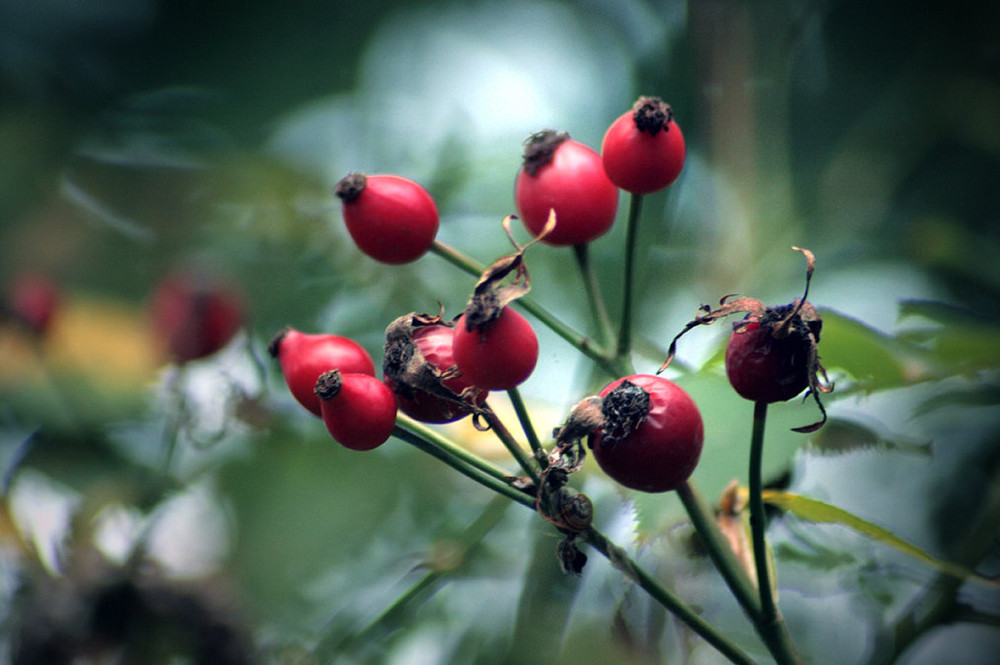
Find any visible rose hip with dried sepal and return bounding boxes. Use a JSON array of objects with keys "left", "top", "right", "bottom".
[
  {"left": 514, "top": 130, "right": 619, "bottom": 246},
  {"left": 601, "top": 96, "right": 686, "bottom": 195},
  {"left": 660, "top": 247, "right": 832, "bottom": 432},
  {"left": 268, "top": 328, "right": 376, "bottom": 417},
  {"left": 451, "top": 215, "right": 544, "bottom": 391},
  {"left": 314, "top": 370, "right": 397, "bottom": 451},
  {"left": 586, "top": 375, "right": 704, "bottom": 493},
  {"left": 382, "top": 313, "right": 487, "bottom": 424},
  {"left": 335, "top": 173, "right": 439, "bottom": 264}
]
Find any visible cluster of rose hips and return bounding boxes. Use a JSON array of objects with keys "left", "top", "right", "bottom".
[{"left": 263, "top": 95, "right": 828, "bottom": 499}]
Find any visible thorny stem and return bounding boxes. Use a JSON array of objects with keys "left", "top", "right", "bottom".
[
  {"left": 749, "top": 401, "right": 802, "bottom": 665},
  {"left": 572, "top": 243, "right": 615, "bottom": 351},
  {"left": 616, "top": 192, "right": 644, "bottom": 362},
  {"left": 583, "top": 527, "right": 759, "bottom": 665},
  {"left": 480, "top": 402, "right": 540, "bottom": 483},
  {"left": 507, "top": 387, "right": 546, "bottom": 469},
  {"left": 430, "top": 240, "right": 619, "bottom": 376},
  {"left": 393, "top": 414, "right": 759, "bottom": 665},
  {"left": 676, "top": 481, "right": 761, "bottom": 621}
]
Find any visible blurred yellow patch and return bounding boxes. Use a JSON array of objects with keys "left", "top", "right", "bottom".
[{"left": 0, "top": 295, "right": 160, "bottom": 394}]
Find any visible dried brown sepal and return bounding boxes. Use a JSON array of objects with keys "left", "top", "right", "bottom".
[
  {"left": 313, "top": 369, "right": 343, "bottom": 401},
  {"left": 716, "top": 480, "right": 757, "bottom": 588},
  {"left": 460, "top": 212, "right": 555, "bottom": 331},
  {"left": 266, "top": 327, "right": 290, "bottom": 358},
  {"left": 334, "top": 172, "right": 367, "bottom": 202},
  {"left": 521, "top": 130, "right": 570, "bottom": 177},
  {"left": 658, "top": 247, "right": 832, "bottom": 432},
  {"left": 632, "top": 96, "right": 675, "bottom": 136},
  {"left": 598, "top": 380, "right": 651, "bottom": 447},
  {"left": 382, "top": 311, "right": 486, "bottom": 412}
]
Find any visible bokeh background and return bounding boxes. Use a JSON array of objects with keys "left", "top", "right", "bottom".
[{"left": 2, "top": 1, "right": 999, "bottom": 663}]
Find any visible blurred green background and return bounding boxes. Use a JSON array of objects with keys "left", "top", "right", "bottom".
[{"left": 2, "top": 0, "right": 999, "bottom": 664}]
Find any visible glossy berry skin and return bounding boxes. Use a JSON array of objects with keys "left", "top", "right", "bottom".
[
  {"left": 514, "top": 133, "right": 619, "bottom": 246},
  {"left": 601, "top": 104, "right": 685, "bottom": 194},
  {"left": 589, "top": 374, "right": 704, "bottom": 493},
  {"left": 336, "top": 173, "right": 439, "bottom": 264},
  {"left": 315, "top": 371, "right": 397, "bottom": 451},
  {"left": 150, "top": 269, "right": 244, "bottom": 364},
  {"left": 384, "top": 324, "right": 486, "bottom": 423},
  {"left": 725, "top": 321, "right": 811, "bottom": 403},
  {"left": 269, "top": 328, "right": 376, "bottom": 417},
  {"left": 452, "top": 308, "right": 538, "bottom": 390}
]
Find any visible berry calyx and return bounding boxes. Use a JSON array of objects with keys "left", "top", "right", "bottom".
[
  {"left": 335, "top": 173, "right": 439, "bottom": 264},
  {"left": 268, "top": 328, "right": 376, "bottom": 417},
  {"left": 453, "top": 307, "right": 538, "bottom": 390},
  {"left": 382, "top": 313, "right": 487, "bottom": 423},
  {"left": 587, "top": 375, "right": 704, "bottom": 493},
  {"left": 514, "top": 130, "right": 619, "bottom": 246},
  {"left": 601, "top": 96, "right": 686, "bottom": 194},
  {"left": 315, "top": 370, "right": 397, "bottom": 451},
  {"left": 150, "top": 267, "right": 245, "bottom": 364}
]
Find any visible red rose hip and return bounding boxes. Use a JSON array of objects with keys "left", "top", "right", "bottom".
[
  {"left": 725, "top": 319, "right": 812, "bottom": 404},
  {"left": 150, "top": 268, "right": 245, "bottom": 364},
  {"left": 383, "top": 322, "right": 486, "bottom": 424},
  {"left": 589, "top": 374, "right": 704, "bottom": 493},
  {"left": 601, "top": 96, "right": 686, "bottom": 195},
  {"left": 268, "top": 328, "right": 377, "bottom": 416},
  {"left": 336, "top": 173, "right": 439, "bottom": 264},
  {"left": 452, "top": 308, "right": 538, "bottom": 391},
  {"left": 315, "top": 370, "right": 397, "bottom": 451},
  {"left": 514, "top": 130, "right": 619, "bottom": 246}
]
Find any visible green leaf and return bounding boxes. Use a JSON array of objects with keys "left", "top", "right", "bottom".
[
  {"left": 816, "top": 308, "right": 909, "bottom": 392},
  {"left": 806, "top": 417, "right": 931, "bottom": 456},
  {"left": 762, "top": 491, "right": 998, "bottom": 588}
]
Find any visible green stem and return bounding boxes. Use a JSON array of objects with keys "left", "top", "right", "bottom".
[
  {"left": 677, "top": 481, "right": 761, "bottom": 621},
  {"left": 430, "top": 240, "right": 618, "bottom": 376},
  {"left": 393, "top": 417, "right": 533, "bottom": 509},
  {"left": 480, "top": 402, "right": 540, "bottom": 483},
  {"left": 507, "top": 387, "right": 546, "bottom": 469},
  {"left": 584, "top": 527, "right": 759, "bottom": 665},
  {"left": 392, "top": 415, "right": 759, "bottom": 664},
  {"left": 749, "top": 401, "right": 802, "bottom": 665},
  {"left": 572, "top": 243, "right": 615, "bottom": 350},
  {"left": 616, "top": 192, "right": 644, "bottom": 361}
]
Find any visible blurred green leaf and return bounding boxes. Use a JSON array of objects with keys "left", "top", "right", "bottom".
[
  {"left": 763, "top": 490, "right": 996, "bottom": 588},
  {"left": 816, "top": 309, "right": 909, "bottom": 392},
  {"left": 806, "top": 417, "right": 931, "bottom": 456}
]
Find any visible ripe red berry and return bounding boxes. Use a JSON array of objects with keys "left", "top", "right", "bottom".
[
  {"left": 588, "top": 374, "right": 704, "bottom": 493},
  {"left": 335, "top": 173, "right": 439, "bottom": 264},
  {"left": 725, "top": 318, "right": 813, "bottom": 404},
  {"left": 314, "top": 370, "right": 397, "bottom": 451},
  {"left": 384, "top": 323, "right": 486, "bottom": 423},
  {"left": 7, "top": 273, "right": 60, "bottom": 336},
  {"left": 452, "top": 308, "right": 538, "bottom": 390},
  {"left": 268, "top": 328, "right": 376, "bottom": 417},
  {"left": 514, "top": 130, "right": 619, "bottom": 246},
  {"left": 601, "top": 97, "right": 686, "bottom": 195},
  {"left": 150, "top": 268, "right": 245, "bottom": 364}
]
